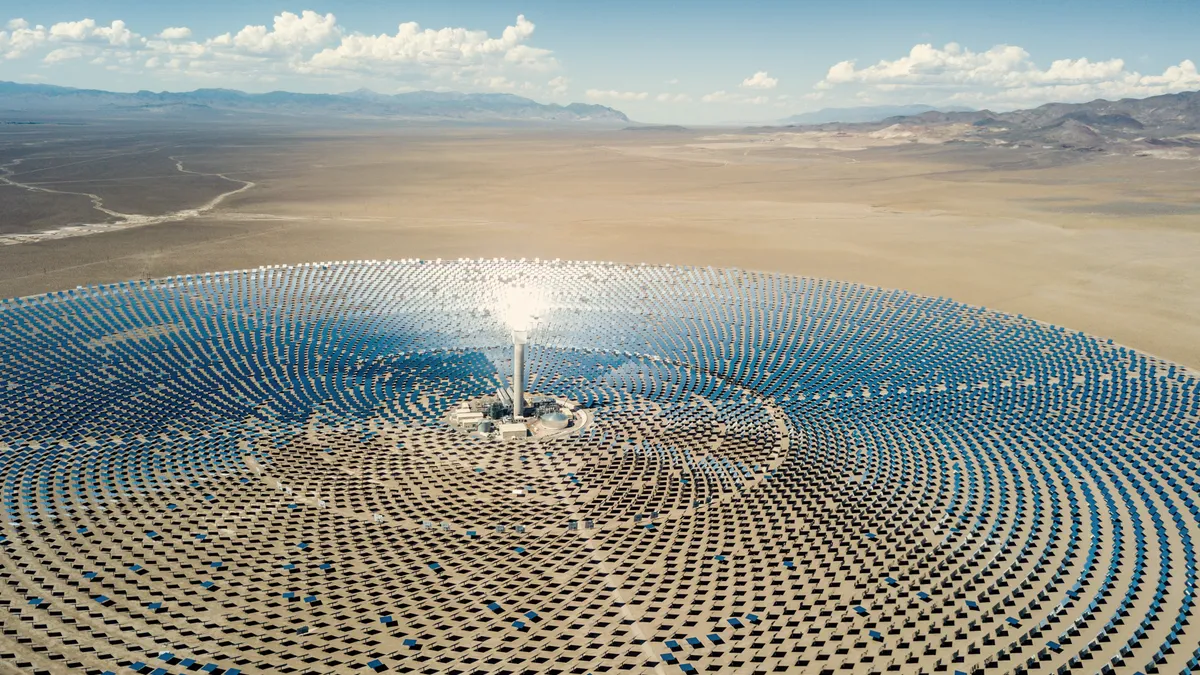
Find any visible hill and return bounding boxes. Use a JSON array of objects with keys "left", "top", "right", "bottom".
[
  {"left": 0, "top": 81, "right": 630, "bottom": 125},
  {"left": 779, "top": 104, "right": 974, "bottom": 125},
  {"left": 776, "top": 90, "right": 1200, "bottom": 157},
  {"left": 622, "top": 124, "right": 690, "bottom": 132}
]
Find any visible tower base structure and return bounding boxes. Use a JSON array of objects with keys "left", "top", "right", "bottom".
[{"left": 447, "top": 392, "right": 588, "bottom": 441}]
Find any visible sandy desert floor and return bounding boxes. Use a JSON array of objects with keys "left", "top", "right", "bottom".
[{"left": 0, "top": 121, "right": 1197, "bottom": 368}]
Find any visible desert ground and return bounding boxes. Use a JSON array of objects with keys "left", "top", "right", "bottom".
[{"left": 1, "top": 119, "right": 1198, "bottom": 369}]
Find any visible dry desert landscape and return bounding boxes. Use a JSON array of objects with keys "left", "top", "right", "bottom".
[{"left": 2, "top": 119, "right": 1198, "bottom": 369}]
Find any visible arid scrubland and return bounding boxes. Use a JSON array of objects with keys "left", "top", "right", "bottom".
[{"left": 2, "top": 121, "right": 1198, "bottom": 367}]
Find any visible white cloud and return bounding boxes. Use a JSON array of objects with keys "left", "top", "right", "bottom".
[
  {"left": 702, "top": 90, "right": 769, "bottom": 104},
  {"left": 47, "top": 19, "right": 95, "bottom": 41},
  {"left": 0, "top": 12, "right": 564, "bottom": 93},
  {"left": 43, "top": 46, "right": 84, "bottom": 64},
  {"left": 816, "top": 42, "right": 1200, "bottom": 107},
  {"left": 0, "top": 21, "right": 49, "bottom": 59},
  {"left": 480, "top": 75, "right": 539, "bottom": 93},
  {"left": 665, "top": 77, "right": 679, "bottom": 85},
  {"left": 209, "top": 11, "right": 338, "bottom": 54},
  {"left": 157, "top": 26, "right": 192, "bottom": 40},
  {"left": 585, "top": 89, "right": 648, "bottom": 101},
  {"left": 741, "top": 70, "right": 778, "bottom": 89},
  {"left": 144, "top": 38, "right": 206, "bottom": 59},
  {"left": 548, "top": 75, "right": 569, "bottom": 95},
  {"left": 306, "top": 14, "right": 553, "bottom": 74},
  {"left": 0, "top": 18, "right": 142, "bottom": 65},
  {"left": 1141, "top": 59, "right": 1200, "bottom": 88},
  {"left": 486, "top": 75, "right": 517, "bottom": 90},
  {"left": 49, "top": 19, "right": 140, "bottom": 47},
  {"left": 656, "top": 92, "right": 692, "bottom": 103}
]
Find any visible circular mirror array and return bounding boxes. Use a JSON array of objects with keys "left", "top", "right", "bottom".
[{"left": 0, "top": 259, "right": 1196, "bottom": 675}]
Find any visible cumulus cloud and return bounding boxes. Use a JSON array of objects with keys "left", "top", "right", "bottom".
[
  {"left": 816, "top": 42, "right": 1200, "bottom": 107},
  {"left": 50, "top": 19, "right": 139, "bottom": 46},
  {"left": 741, "top": 70, "right": 778, "bottom": 89},
  {"left": 44, "top": 46, "right": 84, "bottom": 64},
  {"left": 206, "top": 10, "right": 338, "bottom": 55},
  {"left": 547, "top": 75, "right": 569, "bottom": 95},
  {"left": 656, "top": 92, "right": 692, "bottom": 103},
  {"left": 479, "top": 75, "right": 541, "bottom": 93},
  {"left": 0, "top": 11, "right": 561, "bottom": 92},
  {"left": 0, "top": 21, "right": 48, "bottom": 59},
  {"left": 306, "top": 14, "right": 554, "bottom": 74},
  {"left": 157, "top": 26, "right": 192, "bottom": 40},
  {"left": 585, "top": 89, "right": 648, "bottom": 101},
  {"left": 1141, "top": 60, "right": 1200, "bottom": 89},
  {"left": 702, "top": 90, "right": 769, "bottom": 104}
]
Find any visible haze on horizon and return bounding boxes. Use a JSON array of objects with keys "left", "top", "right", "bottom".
[{"left": 1, "top": 0, "right": 1198, "bottom": 124}]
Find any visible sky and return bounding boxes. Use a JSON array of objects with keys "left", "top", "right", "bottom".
[{"left": 1, "top": 0, "right": 1197, "bottom": 124}]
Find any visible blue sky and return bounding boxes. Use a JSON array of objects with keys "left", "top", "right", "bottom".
[{"left": 1, "top": 0, "right": 1197, "bottom": 123}]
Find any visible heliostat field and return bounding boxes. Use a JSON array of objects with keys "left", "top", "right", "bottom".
[{"left": 0, "top": 259, "right": 1197, "bottom": 675}]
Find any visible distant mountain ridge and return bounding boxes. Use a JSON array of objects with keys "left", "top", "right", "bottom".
[
  {"left": 0, "top": 81, "right": 629, "bottom": 124},
  {"left": 780, "top": 90, "right": 1200, "bottom": 156},
  {"left": 779, "top": 104, "right": 974, "bottom": 125}
]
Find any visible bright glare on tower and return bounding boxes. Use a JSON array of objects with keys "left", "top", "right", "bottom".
[{"left": 496, "top": 284, "right": 546, "bottom": 333}]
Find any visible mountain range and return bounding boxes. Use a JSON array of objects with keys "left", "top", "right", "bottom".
[
  {"left": 0, "top": 81, "right": 630, "bottom": 124},
  {"left": 778, "top": 104, "right": 974, "bottom": 125},
  {"left": 780, "top": 90, "right": 1200, "bottom": 156}
]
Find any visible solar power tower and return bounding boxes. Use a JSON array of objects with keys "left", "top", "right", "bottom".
[{"left": 511, "top": 327, "right": 529, "bottom": 418}]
